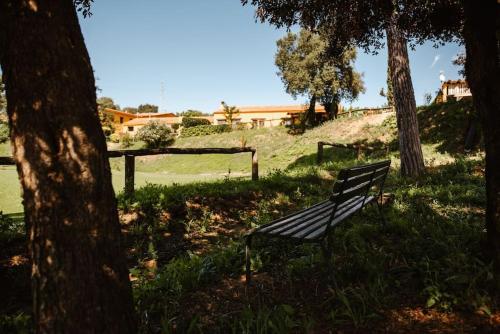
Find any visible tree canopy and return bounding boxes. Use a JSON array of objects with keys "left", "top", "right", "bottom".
[
  {"left": 137, "top": 103, "right": 159, "bottom": 114},
  {"left": 242, "top": 0, "right": 462, "bottom": 53},
  {"left": 275, "top": 29, "right": 364, "bottom": 119}
]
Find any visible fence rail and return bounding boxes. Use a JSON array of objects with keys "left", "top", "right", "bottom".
[
  {"left": 0, "top": 147, "right": 258, "bottom": 196},
  {"left": 317, "top": 141, "right": 389, "bottom": 164}
]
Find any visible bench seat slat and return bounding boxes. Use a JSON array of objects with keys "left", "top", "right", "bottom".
[
  {"left": 283, "top": 196, "right": 368, "bottom": 239},
  {"left": 304, "top": 195, "right": 375, "bottom": 240},
  {"left": 256, "top": 196, "right": 361, "bottom": 235}
]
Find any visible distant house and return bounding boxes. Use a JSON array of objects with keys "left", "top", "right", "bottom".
[
  {"left": 212, "top": 104, "right": 328, "bottom": 128},
  {"left": 103, "top": 108, "right": 177, "bottom": 134},
  {"left": 103, "top": 108, "right": 214, "bottom": 135},
  {"left": 435, "top": 79, "right": 472, "bottom": 103}
]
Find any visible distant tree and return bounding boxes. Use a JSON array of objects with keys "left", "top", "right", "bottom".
[
  {"left": 275, "top": 29, "right": 364, "bottom": 125},
  {"left": 123, "top": 107, "right": 139, "bottom": 114},
  {"left": 221, "top": 101, "right": 240, "bottom": 126},
  {"left": 0, "top": 1, "right": 136, "bottom": 332},
  {"left": 135, "top": 121, "right": 175, "bottom": 148},
  {"left": 137, "top": 104, "right": 159, "bottom": 114},
  {"left": 97, "top": 97, "right": 119, "bottom": 134},
  {"left": 452, "top": 52, "right": 466, "bottom": 77},
  {"left": 179, "top": 110, "right": 206, "bottom": 117},
  {"left": 423, "top": 93, "right": 433, "bottom": 105},
  {"left": 97, "top": 96, "right": 120, "bottom": 111}
]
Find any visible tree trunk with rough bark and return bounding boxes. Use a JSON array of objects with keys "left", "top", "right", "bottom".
[
  {"left": 0, "top": 1, "right": 136, "bottom": 333},
  {"left": 463, "top": 0, "right": 500, "bottom": 286},
  {"left": 386, "top": 13, "right": 425, "bottom": 177}
]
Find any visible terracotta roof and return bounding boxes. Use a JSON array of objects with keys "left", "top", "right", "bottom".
[
  {"left": 103, "top": 108, "right": 176, "bottom": 118},
  {"left": 123, "top": 117, "right": 180, "bottom": 126},
  {"left": 213, "top": 104, "right": 326, "bottom": 115}
]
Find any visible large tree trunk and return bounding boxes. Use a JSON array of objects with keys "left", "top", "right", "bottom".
[
  {"left": 463, "top": 0, "right": 500, "bottom": 286},
  {"left": 0, "top": 1, "right": 136, "bottom": 333},
  {"left": 386, "top": 14, "right": 425, "bottom": 177}
]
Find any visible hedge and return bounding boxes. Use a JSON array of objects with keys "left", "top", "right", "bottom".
[
  {"left": 180, "top": 124, "right": 231, "bottom": 137},
  {"left": 181, "top": 117, "right": 211, "bottom": 128}
]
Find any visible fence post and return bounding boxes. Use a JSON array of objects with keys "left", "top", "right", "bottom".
[
  {"left": 251, "top": 150, "right": 258, "bottom": 181},
  {"left": 124, "top": 154, "right": 135, "bottom": 197},
  {"left": 317, "top": 142, "right": 324, "bottom": 164}
]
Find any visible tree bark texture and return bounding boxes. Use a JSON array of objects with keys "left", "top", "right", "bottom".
[
  {"left": 463, "top": 0, "right": 500, "bottom": 283},
  {"left": 386, "top": 14, "right": 426, "bottom": 177},
  {"left": 0, "top": 1, "right": 136, "bottom": 333}
]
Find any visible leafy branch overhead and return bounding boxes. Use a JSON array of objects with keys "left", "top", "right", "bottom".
[{"left": 275, "top": 29, "right": 364, "bottom": 118}]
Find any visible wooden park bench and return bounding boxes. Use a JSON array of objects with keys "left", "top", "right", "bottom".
[{"left": 245, "top": 160, "right": 391, "bottom": 284}]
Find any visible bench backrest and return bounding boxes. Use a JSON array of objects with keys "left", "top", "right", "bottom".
[{"left": 328, "top": 160, "right": 391, "bottom": 227}]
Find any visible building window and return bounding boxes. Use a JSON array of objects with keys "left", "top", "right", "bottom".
[
  {"left": 217, "top": 119, "right": 227, "bottom": 125},
  {"left": 258, "top": 120, "right": 265, "bottom": 128},
  {"left": 120, "top": 117, "right": 124, "bottom": 124},
  {"left": 128, "top": 126, "right": 134, "bottom": 132}
]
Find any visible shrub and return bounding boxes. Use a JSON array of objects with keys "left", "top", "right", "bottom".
[
  {"left": 101, "top": 126, "right": 113, "bottom": 137},
  {"left": 181, "top": 117, "right": 211, "bottom": 128},
  {"left": 135, "top": 121, "right": 175, "bottom": 148},
  {"left": 120, "top": 133, "right": 134, "bottom": 149},
  {"left": 109, "top": 133, "right": 120, "bottom": 143},
  {"left": 171, "top": 123, "right": 180, "bottom": 132},
  {"left": 180, "top": 124, "right": 231, "bottom": 137},
  {"left": 0, "top": 123, "right": 8, "bottom": 143}
]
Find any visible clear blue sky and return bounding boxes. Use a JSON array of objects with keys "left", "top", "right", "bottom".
[{"left": 79, "top": 0, "right": 463, "bottom": 114}]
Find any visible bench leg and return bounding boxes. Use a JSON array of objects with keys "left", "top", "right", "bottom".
[
  {"left": 376, "top": 199, "right": 387, "bottom": 226},
  {"left": 245, "top": 235, "right": 253, "bottom": 285},
  {"left": 321, "top": 234, "right": 334, "bottom": 278}
]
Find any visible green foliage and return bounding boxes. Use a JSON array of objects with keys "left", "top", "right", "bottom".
[
  {"left": 97, "top": 97, "right": 118, "bottom": 133},
  {"left": 0, "top": 123, "right": 9, "bottom": 143},
  {"left": 180, "top": 124, "right": 231, "bottom": 137},
  {"left": 181, "top": 117, "right": 211, "bottom": 128},
  {"left": 135, "top": 121, "right": 175, "bottom": 148},
  {"left": 123, "top": 107, "right": 139, "bottom": 114},
  {"left": 0, "top": 212, "right": 24, "bottom": 244},
  {"left": 120, "top": 133, "right": 134, "bottom": 149},
  {"left": 0, "top": 313, "right": 32, "bottom": 334},
  {"left": 275, "top": 29, "right": 364, "bottom": 119},
  {"left": 221, "top": 101, "right": 240, "bottom": 126},
  {"left": 137, "top": 104, "right": 159, "bottom": 114},
  {"left": 179, "top": 110, "right": 206, "bottom": 117},
  {"left": 109, "top": 133, "right": 120, "bottom": 143}
]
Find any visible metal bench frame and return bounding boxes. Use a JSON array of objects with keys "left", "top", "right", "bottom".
[{"left": 245, "top": 160, "right": 391, "bottom": 284}]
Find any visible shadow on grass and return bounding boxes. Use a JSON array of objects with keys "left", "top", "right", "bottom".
[
  {"left": 0, "top": 155, "right": 492, "bottom": 333},
  {"left": 123, "top": 156, "right": 493, "bottom": 333}
]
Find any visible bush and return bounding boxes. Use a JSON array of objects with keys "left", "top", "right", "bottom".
[
  {"left": 135, "top": 121, "right": 175, "bottom": 148},
  {"left": 171, "top": 123, "right": 180, "bottom": 132},
  {"left": 180, "top": 124, "right": 231, "bottom": 137},
  {"left": 120, "top": 133, "right": 134, "bottom": 149},
  {"left": 109, "top": 133, "right": 120, "bottom": 143},
  {"left": 181, "top": 117, "right": 211, "bottom": 128},
  {"left": 0, "top": 123, "right": 9, "bottom": 143}
]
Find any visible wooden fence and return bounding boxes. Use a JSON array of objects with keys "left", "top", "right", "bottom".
[
  {"left": 0, "top": 147, "right": 258, "bottom": 197},
  {"left": 317, "top": 141, "right": 389, "bottom": 164}
]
